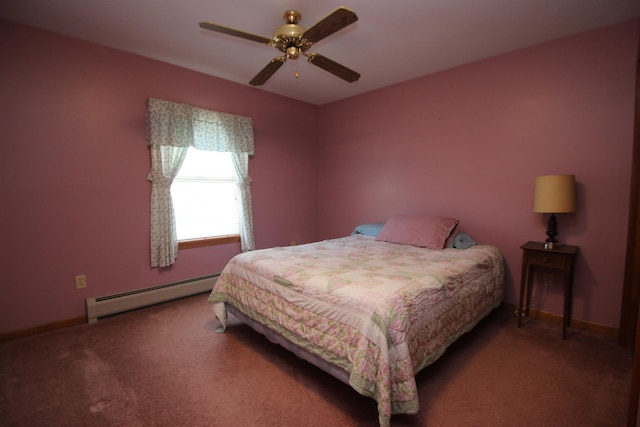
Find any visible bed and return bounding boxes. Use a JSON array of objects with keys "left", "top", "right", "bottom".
[{"left": 208, "top": 215, "right": 504, "bottom": 426}]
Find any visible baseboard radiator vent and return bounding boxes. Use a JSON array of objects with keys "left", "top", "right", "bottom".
[{"left": 86, "top": 273, "right": 219, "bottom": 324}]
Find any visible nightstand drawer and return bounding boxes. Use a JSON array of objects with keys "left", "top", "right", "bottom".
[{"left": 527, "top": 251, "right": 568, "bottom": 268}]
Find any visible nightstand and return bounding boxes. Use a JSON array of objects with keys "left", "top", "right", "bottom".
[{"left": 517, "top": 241, "right": 579, "bottom": 339}]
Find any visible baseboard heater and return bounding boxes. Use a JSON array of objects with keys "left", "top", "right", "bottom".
[{"left": 86, "top": 273, "right": 219, "bottom": 324}]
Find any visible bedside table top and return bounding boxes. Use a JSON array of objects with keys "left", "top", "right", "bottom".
[{"left": 520, "top": 241, "right": 579, "bottom": 255}]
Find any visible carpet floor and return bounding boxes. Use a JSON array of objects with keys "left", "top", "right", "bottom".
[{"left": 0, "top": 293, "right": 632, "bottom": 426}]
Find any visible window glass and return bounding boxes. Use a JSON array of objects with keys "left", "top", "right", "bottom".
[{"left": 171, "top": 149, "right": 240, "bottom": 240}]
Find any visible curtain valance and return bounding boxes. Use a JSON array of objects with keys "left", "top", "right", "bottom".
[{"left": 146, "top": 98, "right": 254, "bottom": 154}]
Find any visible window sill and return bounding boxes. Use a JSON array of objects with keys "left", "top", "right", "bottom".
[{"left": 178, "top": 235, "right": 240, "bottom": 250}]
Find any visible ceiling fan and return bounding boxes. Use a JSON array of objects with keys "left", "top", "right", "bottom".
[{"left": 199, "top": 7, "right": 360, "bottom": 86}]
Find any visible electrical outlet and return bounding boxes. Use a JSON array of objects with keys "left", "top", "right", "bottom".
[
  {"left": 75, "top": 274, "right": 87, "bottom": 289},
  {"left": 543, "top": 273, "right": 553, "bottom": 288}
]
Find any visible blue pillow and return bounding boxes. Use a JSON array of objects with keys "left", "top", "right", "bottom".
[
  {"left": 448, "top": 232, "right": 478, "bottom": 249},
  {"left": 351, "top": 222, "right": 385, "bottom": 237}
]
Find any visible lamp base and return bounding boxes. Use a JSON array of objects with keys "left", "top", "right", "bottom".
[{"left": 544, "top": 213, "right": 559, "bottom": 249}]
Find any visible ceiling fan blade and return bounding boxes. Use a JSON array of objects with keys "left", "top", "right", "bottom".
[
  {"left": 302, "top": 7, "right": 358, "bottom": 44},
  {"left": 249, "top": 57, "right": 287, "bottom": 86},
  {"left": 199, "top": 22, "right": 271, "bottom": 44},
  {"left": 306, "top": 53, "right": 360, "bottom": 83}
]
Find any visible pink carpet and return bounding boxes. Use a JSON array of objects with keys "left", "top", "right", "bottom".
[{"left": 0, "top": 294, "right": 632, "bottom": 426}]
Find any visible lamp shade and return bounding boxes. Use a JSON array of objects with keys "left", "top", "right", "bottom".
[{"left": 533, "top": 175, "right": 576, "bottom": 213}]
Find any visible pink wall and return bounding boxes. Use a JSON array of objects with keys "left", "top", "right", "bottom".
[
  {"left": 2, "top": 19, "right": 638, "bottom": 334},
  {"left": 0, "top": 21, "right": 319, "bottom": 334},
  {"left": 316, "top": 20, "right": 639, "bottom": 329}
]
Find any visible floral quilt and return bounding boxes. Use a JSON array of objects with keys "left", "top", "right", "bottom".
[{"left": 209, "top": 235, "right": 504, "bottom": 426}]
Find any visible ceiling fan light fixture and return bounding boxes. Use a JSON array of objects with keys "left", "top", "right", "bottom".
[{"left": 286, "top": 46, "right": 299, "bottom": 59}]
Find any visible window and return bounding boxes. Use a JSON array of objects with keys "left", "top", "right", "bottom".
[
  {"left": 147, "top": 97, "right": 255, "bottom": 268},
  {"left": 170, "top": 148, "right": 240, "bottom": 242}
]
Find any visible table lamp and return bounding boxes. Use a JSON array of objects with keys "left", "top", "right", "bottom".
[{"left": 533, "top": 174, "right": 576, "bottom": 249}]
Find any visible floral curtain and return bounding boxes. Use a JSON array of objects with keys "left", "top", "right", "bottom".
[
  {"left": 146, "top": 98, "right": 255, "bottom": 267},
  {"left": 231, "top": 152, "right": 254, "bottom": 252},
  {"left": 147, "top": 145, "right": 188, "bottom": 267}
]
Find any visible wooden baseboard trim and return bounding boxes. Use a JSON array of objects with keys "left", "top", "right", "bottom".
[
  {"left": 0, "top": 317, "right": 86, "bottom": 343},
  {"left": 500, "top": 303, "right": 618, "bottom": 339},
  {"left": 1, "top": 305, "right": 619, "bottom": 343}
]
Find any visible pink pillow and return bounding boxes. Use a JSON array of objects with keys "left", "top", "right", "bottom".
[{"left": 375, "top": 214, "right": 459, "bottom": 249}]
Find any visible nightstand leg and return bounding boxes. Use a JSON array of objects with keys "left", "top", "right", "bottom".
[
  {"left": 563, "top": 269, "right": 572, "bottom": 340},
  {"left": 525, "top": 266, "right": 533, "bottom": 317},
  {"left": 518, "top": 254, "right": 530, "bottom": 328}
]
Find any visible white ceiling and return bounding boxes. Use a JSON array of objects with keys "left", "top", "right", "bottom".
[{"left": 2, "top": 0, "right": 639, "bottom": 105}]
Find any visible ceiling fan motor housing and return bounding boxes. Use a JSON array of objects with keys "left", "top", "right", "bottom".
[{"left": 272, "top": 10, "right": 310, "bottom": 59}]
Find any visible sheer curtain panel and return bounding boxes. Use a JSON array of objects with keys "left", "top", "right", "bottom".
[
  {"left": 146, "top": 98, "right": 255, "bottom": 267},
  {"left": 231, "top": 152, "right": 255, "bottom": 252}
]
